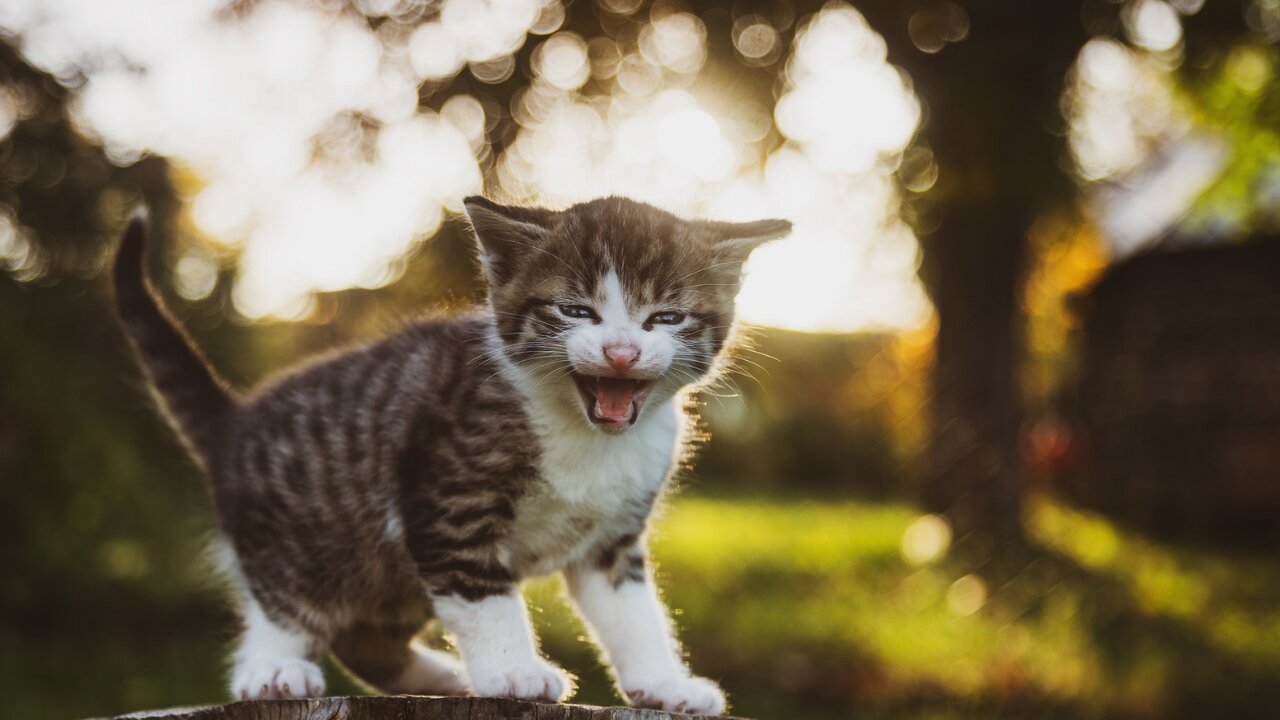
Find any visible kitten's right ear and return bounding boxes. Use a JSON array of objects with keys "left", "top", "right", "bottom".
[
  {"left": 699, "top": 217, "right": 793, "bottom": 269},
  {"left": 462, "top": 196, "right": 554, "bottom": 283}
]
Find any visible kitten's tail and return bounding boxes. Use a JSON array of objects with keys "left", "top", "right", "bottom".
[{"left": 114, "top": 210, "right": 236, "bottom": 468}]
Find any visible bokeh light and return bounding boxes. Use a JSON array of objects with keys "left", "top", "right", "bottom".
[
  {"left": 946, "top": 574, "right": 988, "bottom": 617},
  {"left": 1124, "top": 0, "right": 1183, "bottom": 52},
  {"left": 901, "top": 513, "right": 953, "bottom": 566},
  {"left": 498, "top": 3, "right": 930, "bottom": 331},
  {"left": 1, "top": 0, "right": 930, "bottom": 331},
  {"left": 732, "top": 17, "right": 780, "bottom": 65}
]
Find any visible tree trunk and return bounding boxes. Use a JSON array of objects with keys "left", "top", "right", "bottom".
[
  {"left": 858, "top": 1, "right": 1087, "bottom": 540},
  {"left": 919, "top": 207, "right": 1026, "bottom": 539}
]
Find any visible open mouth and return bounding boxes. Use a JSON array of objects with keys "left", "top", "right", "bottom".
[{"left": 571, "top": 373, "right": 657, "bottom": 430}]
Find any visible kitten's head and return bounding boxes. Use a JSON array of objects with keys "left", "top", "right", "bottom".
[{"left": 464, "top": 195, "right": 790, "bottom": 433}]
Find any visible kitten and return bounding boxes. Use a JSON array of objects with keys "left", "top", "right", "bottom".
[{"left": 113, "top": 196, "right": 790, "bottom": 715}]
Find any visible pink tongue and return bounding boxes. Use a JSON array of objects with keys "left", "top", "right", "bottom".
[{"left": 595, "top": 378, "right": 636, "bottom": 422}]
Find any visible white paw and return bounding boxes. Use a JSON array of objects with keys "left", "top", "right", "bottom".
[
  {"left": 467, "top": 660, "right": 572, "bottom": 702},
  {"left": 231, "top": 657, "right": 325, "bottom": 700},
  {"left": 625, "top": 675, "right": 726, "bottom": 715}
]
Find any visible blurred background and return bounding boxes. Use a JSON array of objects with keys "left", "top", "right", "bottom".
[{"left": 3, "top": 0, "right": 1280, "bottom": 718}]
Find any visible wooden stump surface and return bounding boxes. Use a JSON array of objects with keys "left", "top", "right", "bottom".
[{"left": 96, "top": 696, "right": 744, "bottom": 720}]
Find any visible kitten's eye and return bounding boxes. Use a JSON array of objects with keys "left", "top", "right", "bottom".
[
  {"left": 558, "top": 304, "right": 599, "bottom": 320},
  {"left": 647, "top": 311, "right": 686, "bottom": 326}
]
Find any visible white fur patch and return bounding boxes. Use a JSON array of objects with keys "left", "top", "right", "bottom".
[
  {"left": 563, "top": 269, "right": 680, "bottom": 379},
  {"left": 384, "top": 640, "right": 470, "bottom": 695},
  {"left": 497, "top": 388, "right": 680, "bottom": 577},
  {"left": 384, "top": 512, "right": 404, "bottom": 542},
  {"left": 599, "top": 270, "right": 631, "bottom": 329},
  {"left": 568, "top": 568, "right": 682, "bottom": 678}
]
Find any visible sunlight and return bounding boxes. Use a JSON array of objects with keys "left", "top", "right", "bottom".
[
  {"left": 498, "top": 4, "right": 929, "bottom": 332},
  {"left": 6, "top": 0, "right": 932, "bottom": 332},
  {"left": 232, "top": 114, "right": 480, "bottom": 319}
]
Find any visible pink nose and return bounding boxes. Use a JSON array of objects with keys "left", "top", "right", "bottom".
[{"left": 603, "top": 344, "right": 640, "bottom": 372}]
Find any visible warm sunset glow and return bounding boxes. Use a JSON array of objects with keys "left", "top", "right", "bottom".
[{"left": 4, "top": 0, "right": 931, "bottom": 331}]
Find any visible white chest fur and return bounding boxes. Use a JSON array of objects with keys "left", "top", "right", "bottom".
[{"left": 501, "top": 399, "right": 681, "bottom": 578}]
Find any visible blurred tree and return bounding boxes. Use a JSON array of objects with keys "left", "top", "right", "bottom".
[
  {"left": 856, "top": 0, "right": 1275, "bottom": 544},
  {"left": 843, "top": 1, "right": 1088, "bottom": 542},
  {"left": 1179, "top": 2, "right": 1280, "bottom": 233},
  {"left": 0, "top": 41, "right": 173, "bottom": 276}
]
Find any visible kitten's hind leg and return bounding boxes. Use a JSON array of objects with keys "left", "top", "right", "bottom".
[
  {"left": 230, "top": 597, "right": 327, "bottom": 700},
  {"left": 331, "top": 621, "right": 469, "bottom": 695}
]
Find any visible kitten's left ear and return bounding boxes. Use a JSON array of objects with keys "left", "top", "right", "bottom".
[
  {"left": 703, "top": 218, "right": 793, "bottom": 264},
  {"left": 462, "top": 196, "right": 556, "bottom": 283}
]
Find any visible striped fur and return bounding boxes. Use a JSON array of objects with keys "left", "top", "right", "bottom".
[{"left": 113, "top": 196, "right": 789, "bottom": 713}]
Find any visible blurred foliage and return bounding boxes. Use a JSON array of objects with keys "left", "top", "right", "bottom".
[
  {"left": 0, "top": 273, "right": 224, "bottom": 718},
  {"left": 7, "top": 496, "right": 1280, "bottom": 719},
  {"left": 1020, "top": 213, "right": 1108, "bottom": 411},
  {"left": 0, "top": 42, "right": 170, "bottom": 280},
  {"left": 694, "top": 325, "right": 932, "bottom": 499},
  {"left": 1181, "top": 41, "right": 1280, "bottom": 231}
]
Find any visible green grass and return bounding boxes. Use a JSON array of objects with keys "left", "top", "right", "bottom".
[
  {"left": 7, "top": 497, "right": 1280, "bottom": 720},
  {"left": 529, "top": 497, "right": 1280, "bottom": 719}
]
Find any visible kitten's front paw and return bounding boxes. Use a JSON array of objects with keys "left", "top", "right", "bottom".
[
  {"left": 468, "top": 660, "right": 572, "bottom": 702},
  {"left": 231, "top": 657, "right": 325, "bottom": 700},
  {"left": 625, "top": 675, "right": 726, "bottom": 715}
]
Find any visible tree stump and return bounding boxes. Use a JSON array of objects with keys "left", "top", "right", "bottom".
[{"left": 94, "top": 696, "right": 743, "bottom": 720}]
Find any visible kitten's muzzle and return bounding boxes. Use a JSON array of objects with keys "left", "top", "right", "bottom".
[{"left": 571, "top": 373, "right": 656, "bottom": 431}]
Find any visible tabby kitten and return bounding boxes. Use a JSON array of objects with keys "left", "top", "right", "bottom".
[{"left": 114, "top": 196, "right": 790, "bottom": 715}]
